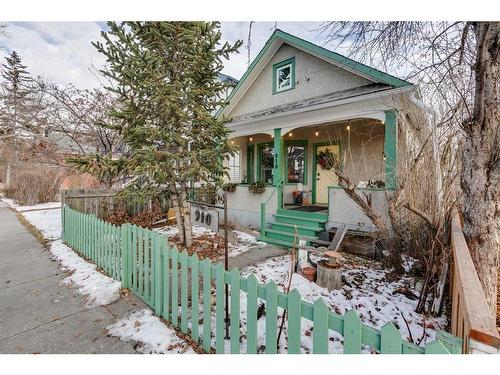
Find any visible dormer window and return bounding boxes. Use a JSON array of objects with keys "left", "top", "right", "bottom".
[{"left": 273, "top": 57, "right": 295, "bottom": 94}]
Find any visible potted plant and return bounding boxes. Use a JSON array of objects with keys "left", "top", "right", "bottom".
[
  {"left": 222, "top": 183, "right": 237, "bottom": 193},
  {"left": 248, "top": 181, "right": 266, "bottom": 194}
]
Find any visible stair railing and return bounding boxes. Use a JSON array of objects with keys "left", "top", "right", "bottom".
[{"left": 260, "top": 179, "right": 283, "bottom": 237}]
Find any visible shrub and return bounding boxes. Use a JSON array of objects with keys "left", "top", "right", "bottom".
[{"left": 4, "top": 166, "right": 63, "bottom": 206}]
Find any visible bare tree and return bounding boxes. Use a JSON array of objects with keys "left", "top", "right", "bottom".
[{"left": 318, "top": 21, "right": 499, "bottom": 314}]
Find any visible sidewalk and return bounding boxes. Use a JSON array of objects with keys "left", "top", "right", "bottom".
[{"left": 0, "top": 201, "right": 144, "bottom": 353}]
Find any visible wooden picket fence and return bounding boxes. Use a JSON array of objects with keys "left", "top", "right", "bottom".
[{"left": 62, "top": 205, "right": 462, "bottom": 354}]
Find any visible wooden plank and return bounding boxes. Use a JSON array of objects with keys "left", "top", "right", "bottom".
[
  {"left": 343, "top": 309, "right": 362, "bottom": 354},
  {"left": 215, "top": 263, "right": 225, "bottom": 354},
  {"left": 202, "top": 258, "right": 212, "bottom": 352},
  {"left": 380, "top": 322, "right": 403, "bottom": 354},
  {"left": 138, "top": 227, "right": 144, "bottom": 296},
  {"left": 425, "top": 340, "right": 450, "bottom": 354},
  {"left": 132, "top": 226, "right": 138, "bottom": 290},
  {"left": 312, "top": 298, "right": 329, "bottom": 354},
  {"left": 191, "top": 254, "right": 200, "bottom": 343},
  {"left": 144, "top": 229, "right": 150, "bottom": 300},
  {"left": 265, "top": 281, "right": 278, "bottom": 354},
  {"left": 230, "top": 268, "right": 240, "bottom": 354},
  {"left": 171, "top": 246, "right": 179, "bottom": 327},
  {"left": 162, "top": 240, "right": 170, "bottom": 321},
  {"left": 180, "top": 250, "right": 189, "bottom": 334},
  {"left": 246, "top": 274, "right": 258, "bottom": 354},
  {"left": 287, "top": 288, "right": 302, "bottom": 354},
  {"left": 153, "top": 232, "right": 162, "bottom": 314}
]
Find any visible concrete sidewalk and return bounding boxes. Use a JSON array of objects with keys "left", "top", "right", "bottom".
[{"left": 0, "top": 201, "right": 145, "bottom": 354}]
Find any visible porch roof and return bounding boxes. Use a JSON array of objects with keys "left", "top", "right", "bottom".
[{"left": 229, "top": 83, "right": 390, "bottom": 125}]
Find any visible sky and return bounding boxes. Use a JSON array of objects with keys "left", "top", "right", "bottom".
[{"left": 0, "top": 22, "right": 338, "bottom": 89}]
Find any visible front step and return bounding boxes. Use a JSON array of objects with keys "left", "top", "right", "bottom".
[
  {"left": 277, "top": 208, "right": 328, "bottom": 221},
  {"left": 260, "top": 208, "right": 328, "bottom": 249},
  {"left": 270, "top": 222, "right": 324, "bottom": 237}
]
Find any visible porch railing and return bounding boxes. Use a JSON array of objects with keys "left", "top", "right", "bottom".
[{"left": 260, "top": 179, "right": 283, "bottom": 238}]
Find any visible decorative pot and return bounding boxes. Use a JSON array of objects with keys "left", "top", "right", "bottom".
[{"left": 301, "top": 266, "right": 317, "bottom": 282}]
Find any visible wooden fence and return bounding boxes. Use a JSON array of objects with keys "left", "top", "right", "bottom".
[
  {"left": 450, "top": 210, "right": 500, "bottom": 353},
  {"left": 61, "top": 188, "right": 170, "bottom": 219},
  {"left": 62, "top": 205, "right": 461, "bottom": 354}
]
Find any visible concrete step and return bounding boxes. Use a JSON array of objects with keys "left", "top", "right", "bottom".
[
  {"left": 277, "top": 208, "right": 328, "bottom": 222},
  {"left": 272, "top": 214, "right": 327, "bottom": 227},
  {"left": 270, "top": 221, "right": 324, "bottom": 237}
]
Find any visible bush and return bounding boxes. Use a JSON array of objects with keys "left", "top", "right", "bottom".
[{"left": 3, "top": 166, "right": 63, "bottom": 206}]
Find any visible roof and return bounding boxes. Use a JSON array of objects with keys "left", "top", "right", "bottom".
[
  {"left": 228, "top": 83, "right": 394, "bottom": 125},
  {"left": 217, "top": 72, "right": 239, "bottom": 86},
  {"left": 218, "top": 29, "right": 412, "bottom": 119}
]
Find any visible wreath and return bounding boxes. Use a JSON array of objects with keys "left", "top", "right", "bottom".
[{"left": 316, "top": 149, "right": 337, "bottom": 170}]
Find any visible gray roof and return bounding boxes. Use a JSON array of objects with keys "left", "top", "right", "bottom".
[
  {"left": 218, "top": 73, "right": 239, "bottom": 86},
  {"left": 229, "top": 83, "right": 391, "bottom": 123}
]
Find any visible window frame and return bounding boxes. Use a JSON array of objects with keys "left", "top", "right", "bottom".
[
  {"left": 272, "top": 57, "right": 296, "bottom": 94},
  {"left": 226, "top": 147, "right": 241, "bottom": 183},
  {"left": 257, "top": 142, "right": 275, "bottom": 185},
  {"left": 285, "top": 140, "right": 308, "bottom": 185}
]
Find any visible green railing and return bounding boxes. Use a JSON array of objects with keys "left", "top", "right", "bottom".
[
  {"left": 62, "top": 205, "right": 461, "bottom": 354},
  {"left": 260, "top": 179, "right": 283, "bottom": 238}
]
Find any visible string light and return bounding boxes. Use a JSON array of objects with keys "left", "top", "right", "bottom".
[
  {"left": 288, "top": 132, "right": 293, "bottom": 137},
  {"left": 346, "top": 125, "right": 350, "bottom": 131},
  {"left": 315, "top": 128, "right": 319, "bottom": 136},
  {"left": 249, "top": 136, "right": 253, "bottom": 142},
  {"left": 231, "top": 140, "right": 234, "bottom": 145}
]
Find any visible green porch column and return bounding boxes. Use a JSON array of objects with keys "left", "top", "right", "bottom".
[
  {"left": 384, "top": 110, "right": 397, "bottom": 190},
  {"left": 272, "top": 128, "right": 283, "bottom": 186}
]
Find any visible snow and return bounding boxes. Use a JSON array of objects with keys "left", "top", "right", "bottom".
[
  {"left": 239, "top": 254, "right": 448, "bottom": 352},
  {"left": 22, "top": 208, "right": 62, "bottom": 240},
  {"left": 157, "top": 224, "right": 216, "bottom": 238},
  {"left": 50, "top": 239, "right": 122, "bottom": 308},
  {"left": 1, "top": 198, "right": 60, "bottom": 212},
  {"left": 106, "top": 309, "right": 195, "bottom": 354}
]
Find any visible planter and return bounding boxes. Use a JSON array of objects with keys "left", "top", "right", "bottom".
[
  {"left": 222, "top": 183, "right": 237, "bottom": 193},
  {"left": 301, "top": 266, "right": 317, "bottom": 282},
  {"left": 248, "top": 182, "right": 266, "bottom": 194}
]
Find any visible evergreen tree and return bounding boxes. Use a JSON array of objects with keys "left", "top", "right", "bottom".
[{"left": 69, "top": 22, "right": 242, "bottom": 247}]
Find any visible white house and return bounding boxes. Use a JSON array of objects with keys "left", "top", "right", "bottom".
[{"left": 218, "top": 29, "right": 423, "bottom": 248}]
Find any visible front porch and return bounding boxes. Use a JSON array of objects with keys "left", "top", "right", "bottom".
[{"left": 225, "top": 111, "right": 398, "bottom": 248}]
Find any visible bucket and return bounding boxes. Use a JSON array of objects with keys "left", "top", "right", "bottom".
[{"left": 301, "top": 266, "right": 317, "bottom": 282}]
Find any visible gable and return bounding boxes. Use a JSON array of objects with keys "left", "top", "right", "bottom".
[
  {"left": 219, "top": 29, "right": 411, "bottom": 120},
  {"left": 228, "top": 43, "right": 373, "bottom": 118}
]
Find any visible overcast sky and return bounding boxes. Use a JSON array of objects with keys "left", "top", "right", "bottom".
[{"left": 0, "top": 22, "right": 340, "bottom": 89}]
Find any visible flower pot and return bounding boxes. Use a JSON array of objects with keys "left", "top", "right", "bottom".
[{"left": 301, "top": 266, "right": 317, "bottom": 282}]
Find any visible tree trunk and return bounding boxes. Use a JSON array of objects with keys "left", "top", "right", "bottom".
[
  {"left": 5, "top": 163, "right": 11, "bottom": 187},
  {"left": 180, "top": 183, "right": 193, "bottom": 248},
  {"left": 170, "top": 185, "right": 186, "bottom": 245},
  {"left": 461, "top": 21, "right": 499, "bottom": 315}
]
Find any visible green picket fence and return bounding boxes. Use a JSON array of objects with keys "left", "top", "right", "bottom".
[{"left": 62, "top": 206, "right": 462, "bottom": 354}]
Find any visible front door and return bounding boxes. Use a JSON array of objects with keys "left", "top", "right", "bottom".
[{"left": 315, "top": 144, "right": 340, "bottom": 204}]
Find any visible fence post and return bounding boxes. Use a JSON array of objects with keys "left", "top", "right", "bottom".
[
  {"left": 260, "top": 203, "right": 266, "bottom": 238},
  {"left": 121, "top": 223, "right": 129, "bottom": 289}
]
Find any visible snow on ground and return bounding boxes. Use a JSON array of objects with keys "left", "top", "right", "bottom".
[
  {"left": 157, "top": 224, "right": 215, "bottom": 238},
  {"left": 22, "top": 208, "right": 62, "bottom": 240},
  {"left": 1, "top": 197, "right": 193, "bottom": 353},
  {"left": 239, "top": 254, "right": 447, "bottom": 352},
  {"left": 106, "top": 309, "right": 195, "bottom": 354},
  {"left": 50, "top": 239, "right": 121, "bottom": 308}
]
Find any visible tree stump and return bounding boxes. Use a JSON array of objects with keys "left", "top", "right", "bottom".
[{"left": 316, "top": 260, "right": 342, "bottom": 291}]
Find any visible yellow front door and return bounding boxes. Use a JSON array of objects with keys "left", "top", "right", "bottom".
[{"left": 315, "top": 144, "right": 340, "bottom": 204}]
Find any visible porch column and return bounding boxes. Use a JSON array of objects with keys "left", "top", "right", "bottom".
[
  {"left": 384, "top": 110, "right": 397, "bottom": 190},
  {"left": 272, "top": 128, "right": 283, "bottom": 186}
]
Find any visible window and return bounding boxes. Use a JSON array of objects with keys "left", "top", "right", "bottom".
[
  {"left": 286, "top": 142, "right": 306, "bottom": 184},
  {"left": 258, "top": 144, "right": 274, "bottom": 184},
  {"left": 226, "top": 150, "right": 241, "bottom": 183},
  {"left": 273, "top": 57, "right": 295, "bottom": 94}
]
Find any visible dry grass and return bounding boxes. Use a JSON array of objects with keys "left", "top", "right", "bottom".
[{"left": 3, "top": 164, "right": 63, "bottom": 206}]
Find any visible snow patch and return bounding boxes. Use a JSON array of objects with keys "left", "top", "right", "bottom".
[
  {"left": 106, "top": 309, "right": 195, "bottom": 354},
  {"left": 22, "top": 208, "right": 62, "bottom": 240},
  {"left": 50, "top": 240, "right": 121, "bottom": 308}
]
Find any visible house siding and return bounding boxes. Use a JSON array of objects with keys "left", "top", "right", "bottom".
[{"left": 229, "top": 44, "right": 372, "bottom": 118}]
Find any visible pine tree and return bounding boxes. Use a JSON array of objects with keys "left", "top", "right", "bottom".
[
  {"left": 70, "top": 22, "right": 242, "bottom": 247},
  {"left": 0, "top": 51, "right": 38, "bottom": 186}
]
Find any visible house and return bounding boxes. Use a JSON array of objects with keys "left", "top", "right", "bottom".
[{"left": 218, "top": 29, "right": 423, "bottom": 248}]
